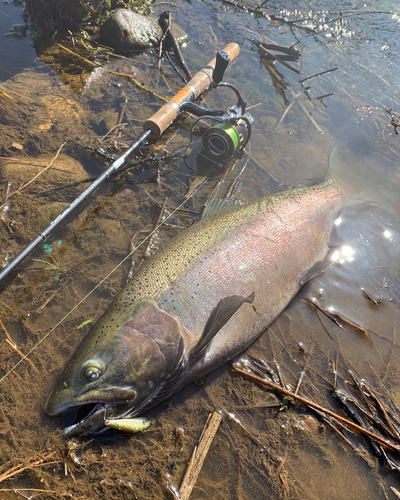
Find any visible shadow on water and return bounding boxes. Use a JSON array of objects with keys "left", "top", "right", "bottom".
[
  {"left": 1, "top": 0, "right": 400, "bottom": 498},
  {"left": 0, "top": 2, "right": 38, "bottom": 81}
]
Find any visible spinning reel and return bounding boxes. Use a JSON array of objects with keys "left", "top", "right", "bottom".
[{"left": 181, "top": 50, "right": 253, "bottom": 164}]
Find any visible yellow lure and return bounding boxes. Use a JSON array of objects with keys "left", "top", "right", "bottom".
[{"left": 105, "top": 417, "right": 151, "bottom": 433}]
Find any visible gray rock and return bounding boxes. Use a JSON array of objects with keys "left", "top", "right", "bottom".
[{"left": 100, "top": 9, "right": 189, "bottom": 52}]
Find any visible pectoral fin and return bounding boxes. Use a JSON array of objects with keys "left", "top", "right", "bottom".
[
  {"left": 191, "top": 292, "right": 255, "bottom": 359},
  {"left": 299, "top": 257, "right": 333, "bottom": 286}
]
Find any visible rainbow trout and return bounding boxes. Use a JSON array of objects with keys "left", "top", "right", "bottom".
[{"left": 45, "top": 149, "right": 360, "bottom": 436}]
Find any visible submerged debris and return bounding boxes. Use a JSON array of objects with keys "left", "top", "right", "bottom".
[{"left": 233, "top": 353, "right": 400, "bottom": 474}]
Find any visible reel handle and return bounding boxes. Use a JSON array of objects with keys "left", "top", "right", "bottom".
[
  {"left": 212, "top": 50, "right": 231, "bottom": 84},
  {"left": 143, "top": 43, "right": 240, "bottom": 139}
]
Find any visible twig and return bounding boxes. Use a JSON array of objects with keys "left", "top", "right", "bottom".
[
  {"left": 368, "top": 362, "right": 400, "bottom": 429},
  {"left": 0, "top": 452, "right": 59, "bottom": 484},
  {"left": 130, "top": 77, "right": 169, "bottom": 102},
  {"left": 0, "top": 143, "right": 65, "bottom": 211},
  {"left": 0, "top": 157, "right": 78, "bottom": 174},
  {"left": 164, "top": 51, "right": 187, "bottom": 83},
  {"left": 0, "top": 320, "right": 39, "bottom": 373},
  {"left": 1, "top": 181, "right": 12, "bottom": 225},
  {"left": 158, "top": 11, "right": 192, "bottom": 81},
  {"left": 259, "top": 47, "right": 301, "bottom": 75},
  {"left": 305, "top": 296, "right": 345, "bottom": 330},
  {"left": 36, "top": 293, "right": 56, "bottom": 314},
  {"left": 315, "top": 92, "right": 334, "bottom": 102},
  {"left": 56, "top": 43, "right": 138, "bottom": 79},
  {"left": 333, "top": 352, "right": 339, "bottom": 390},
  {"left": 225, "top": 156, "right": 249, "bottom": 198},
  {"left": 232, "top": 364, "right": 400, "bottom": 454},
  {"left": 0, "top": 489, "right": 58, "bottom": 494},
  {"left": 334, "top": 313, "right": 374, "bottom": 344},
  {"left": 99, "top": 123, "right": 128, "bottom": 143},
  {"left": 307, "top": 296, "right": 375, "bottom": 344},
  {"left": 271, "top": 92, "right": 301, "bottom": 131},
  {"left": 299, "top": 67, "right": 339, "bottom": 85},
  {"left": 290, "top": 90, "right": 323, "bottom": 133},
  {"left": 294, "top": 348, "right": 312, "bottom": 395},
  {"left": 333, "top": 389, "right": 385, "bottom": 458},
  {"left": 334, "top": 388, "right": 378, "bottom": 427},
  {"left": 0, "top": 87, "right": 14, "bottom": 104},
  {"left": 253, "top": 41, "right": 300, "bottom": 58},
  {"left": 0, "top": 300, "right": 12, "bottom": 313},
  {"left": 245, "top": 352, "right": 281, "bottom": 386},
  {"left": 223, "top": 410, "right": 266, "bottom": 452},
  {"left": 319, "top": 414, "right": 373, "bottom": 465},
  {"left": 247, "top": 154, "right": 285, "bottom": 186},
  {"left": 274, "top": 358, "right": 285, "bottom": 389},
  {"left": 4, "top": 338, "right": 39, "bottom": 373},
  {"left": 363, "top": 384, "right": 400, "bottom": 440},
  {"left": 391, "top": 487, "right": 400, "bottom": 499},
  {"left": 246, "top": 102, "right": 263, "bottom": 111},
  {"left": 179, "top": 411, "right": 223, "bottom": 500}
]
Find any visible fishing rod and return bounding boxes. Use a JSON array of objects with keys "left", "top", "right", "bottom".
[{"left": 0, "top": 42, "right": 243, "bottom": 285}]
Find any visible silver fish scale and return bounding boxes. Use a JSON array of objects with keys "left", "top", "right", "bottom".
[
  {"left": 118, "top": 202, "right": 259, "bottom": 305},
  {"left": 111, "top": 183, "right": 341, "bottom": 342}
]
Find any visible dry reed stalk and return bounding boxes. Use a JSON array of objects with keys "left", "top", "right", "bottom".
[
  {"left": 179, "top": 411, "right": 223, "bottom": 500},
  {"left": 0, "top": 452, "right": 60, "bottom": 484},
  {"left": 232, "top": 364, "right": 400, "bottom": 454},
  {"left": 0, "top": 320, "right": 38, "bottom": 373},
  {"left": 0, "top": 143, "right": 65, "bottom": 211}
]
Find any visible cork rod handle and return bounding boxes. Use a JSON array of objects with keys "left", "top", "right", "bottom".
[{"left": 143, "top": 43, "right": 240, "bottom": 139}]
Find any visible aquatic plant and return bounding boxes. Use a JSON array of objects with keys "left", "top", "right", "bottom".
[{"left": 24, "top": 0, "right": 152, "bottom": 41}]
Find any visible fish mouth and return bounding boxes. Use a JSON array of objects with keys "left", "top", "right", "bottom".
[{"left": 62, "top": 403, "right": 111, "bottom": 438}]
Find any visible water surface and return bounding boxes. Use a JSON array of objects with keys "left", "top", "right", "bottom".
[{"left": 1, "top": 0, "right": 400, "bottom": 498}]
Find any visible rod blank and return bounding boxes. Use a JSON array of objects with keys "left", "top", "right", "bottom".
[
  {"left": 0, "top": 43, "right": 240, "bottom": 285},
  {"left": 0, "top": 129, "right": 152, "bottom": 283}
]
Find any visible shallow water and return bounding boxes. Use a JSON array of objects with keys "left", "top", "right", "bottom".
[{"left": 1, "top": 0, "right": 400, "bottom": 498}]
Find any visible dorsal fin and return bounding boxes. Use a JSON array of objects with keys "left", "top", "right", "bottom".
[
  {"left": 202, "top": 198, "right": 245, "bottom": 220},
  {"left": 190, "top": 292, "right": 255, "bottom": 359}
]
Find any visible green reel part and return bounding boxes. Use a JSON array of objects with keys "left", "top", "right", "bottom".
[{"left": 202, "top": 122, "right": 241, "bottom": 162}]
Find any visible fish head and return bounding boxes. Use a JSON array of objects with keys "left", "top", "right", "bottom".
[{"left": 45, "top": 300, "right": 189, "bottom": 437}]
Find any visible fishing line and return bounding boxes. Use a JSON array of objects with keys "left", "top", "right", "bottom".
[{"left": 0, "top": 178, "right": 208, "bottom": 384}]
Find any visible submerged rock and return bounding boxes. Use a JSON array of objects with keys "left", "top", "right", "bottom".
[{"left": 100, "top": 9, "right": 189, "bottom": 52}]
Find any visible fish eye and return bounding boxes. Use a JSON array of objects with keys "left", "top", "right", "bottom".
[{"left": 81, "top": 360, "right": 104, "bottom": 381}]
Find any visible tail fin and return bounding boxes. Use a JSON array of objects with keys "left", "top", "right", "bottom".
[{"left": 325, "top": 148, "right": 377, "bottom": 206}]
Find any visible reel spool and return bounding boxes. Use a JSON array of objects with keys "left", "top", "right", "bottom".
[
  {"left": 202, "top": 115, "right": 252, "bottom": 162},
  {"left": 179, "top": 49, "right": 253, "bottom": 165}
]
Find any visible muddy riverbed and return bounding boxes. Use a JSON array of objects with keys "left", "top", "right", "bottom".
[{"left": 1, "top": 0, "right": 400, "bottom": 498}]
